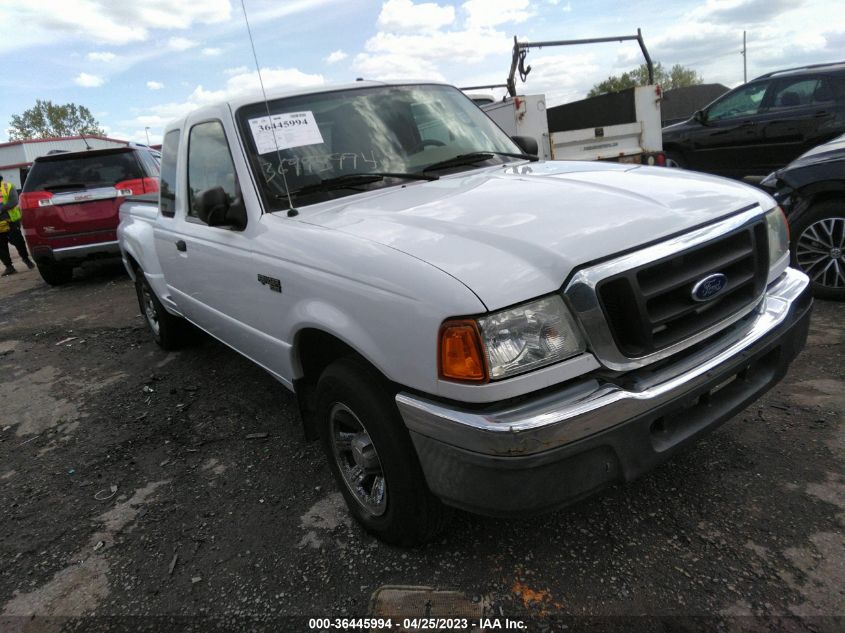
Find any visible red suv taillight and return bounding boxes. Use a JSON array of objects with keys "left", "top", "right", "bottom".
[
  {"left": 19, "top": 191, "right": 53, "bottom": 210},
  {"left": 114, "top": 177, "right": 159, "bottom": 196}
]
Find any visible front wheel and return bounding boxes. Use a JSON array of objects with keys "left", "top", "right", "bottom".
[
  {"left": 791, "top": 199, "right": 845, "bottom": 300},
  {"left": 315, "top": 357, "right": 451, "bottom": 545},
  {"left": 134, "top": 272, "right": 191, "bottom": 349}
]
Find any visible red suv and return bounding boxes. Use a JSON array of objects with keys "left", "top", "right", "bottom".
[{"left": 19, "top": 145, "right": 159, "bottom": 285}]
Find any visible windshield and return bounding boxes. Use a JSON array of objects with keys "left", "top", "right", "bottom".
[{"left": 236, "top": 84, "right": 523, "bottom": 208}]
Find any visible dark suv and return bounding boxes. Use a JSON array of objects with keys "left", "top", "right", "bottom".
[
  {"left": 662, "top": 61, "right": 845, "bottom": 178},
  {"left": 20, "top": 145, "right": 159, "bottom": 285}
]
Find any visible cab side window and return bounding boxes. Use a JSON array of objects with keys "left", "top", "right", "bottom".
[{"left": 187, "top": 120, "right": 242, "bottom": 223}]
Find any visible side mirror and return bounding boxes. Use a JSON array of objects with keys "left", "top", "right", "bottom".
[
  {"left": 511, "top": 135, "right": 539, "bottom": 156},
  {"left": 693, "top": 109, "right": 707, "bottom": 124},
  {"left": 194, "top": 186, "right": 246, "bottom": 230}
]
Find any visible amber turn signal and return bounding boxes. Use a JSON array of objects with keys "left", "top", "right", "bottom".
[{"left": 438, "top": 319, "right": 488, "bottom": 382}]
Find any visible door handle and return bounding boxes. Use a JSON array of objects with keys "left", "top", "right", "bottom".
[
  {"left": 176, "top": 240, "right": 187, "bottom": 252},
  {"left": 814, "top": 110, "right": 830, "bottom": 118},
  {"left": 739, "top": 120, "right": 756, "bottom": 128}
]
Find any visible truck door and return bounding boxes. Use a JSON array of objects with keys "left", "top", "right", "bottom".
[{"left": 154, "top": 118, "right": 260, "bottom": 350}]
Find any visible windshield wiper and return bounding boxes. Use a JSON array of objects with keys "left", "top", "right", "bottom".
[
  {"left": 423, "top": 150, "right": 538, "bottom": 173},
  {"left": 274, "top": 171, "right": 439, "bottom": 201}
]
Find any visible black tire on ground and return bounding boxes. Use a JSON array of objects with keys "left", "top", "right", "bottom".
[
  {"left": 36, "top": 260, "right": 74, "bottom": 286},
  {"left": 664, "top": 150, "right": 686, "bottom": 169},
  {"left": 790, "top": 198, "right": 845, "bottom": 301},
  {"left": 315, "top": 356, "right": 451, "bottom": 546},
  {"left": 134, "top": 272, "right": 190, "bottom": 349}
]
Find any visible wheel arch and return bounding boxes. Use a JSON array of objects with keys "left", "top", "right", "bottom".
[{"left": 292, "top": 327, "right": 396, "bottom": 441}]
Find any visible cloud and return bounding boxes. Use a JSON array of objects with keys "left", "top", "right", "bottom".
[
  {"left": 352, "top": 53, "right": 445, "bottom": 81},
  {"left": 353, "top": 27, "right": 512, "bottom": 81},
  {"left": 75, "top": 72, "right": 105, "bottom": 87},
  {"left": 132, "top": 67, "right": 326, "bottom": 129},
  {"left": 462, "top": 0, "right": 534, "bottom": 29},
  {"left": 354, "top": 0, "right": 529, "bottom": 85},
  {"left": 607, "top": 0, "right": 839, "bottom": 89},
  {"left": 513, "top": 52, "right": 601, "bottom": 106},
  {"left": 87, "top": 51, "right": 116, "bottom": 63},
  {"left": 146, "top": 81, "right": 164, "bottom": 90},
  {"left": 363, "top": 29, "right": 511, "bottom": 64},
  {"left": 695, "top": 0, "right": 802, "bottom": 25},
  {"left": 377, "top": 0, "right": 455, "bottom": 32},
  {"left": 325, "top": 49, "right": 348, "bottom": 64},
  {"left": 202, "top": 47, "right": 222, "bottom": 56},
  {"left": 2, "top": 0, "right": 231, "bottom": 47},
  {"left": 168, "top": 36, "right": 197, "bottom": 51}
]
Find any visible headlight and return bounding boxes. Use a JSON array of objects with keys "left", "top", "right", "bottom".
[
  {"left": 765, "top": 206, "right": 790, "bottom": 284},
  {"left": 439, "top": 295, "right": 586, "bottom": 382}
]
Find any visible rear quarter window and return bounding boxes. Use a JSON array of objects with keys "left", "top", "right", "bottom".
[{"left": 22, "top": 150, "right": 144, "bottom": 193}]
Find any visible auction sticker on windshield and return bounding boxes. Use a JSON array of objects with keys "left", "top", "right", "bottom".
[{"left": 248, "top": 111, "right": 324, "bottom": 154}]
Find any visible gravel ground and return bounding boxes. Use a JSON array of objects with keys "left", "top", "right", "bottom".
[{"left": 0, "top": 256, "right": 842, "bottom": 633}]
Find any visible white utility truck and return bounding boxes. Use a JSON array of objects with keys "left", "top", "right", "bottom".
[
  {"left": 119, "top": 80, "right": 811, "bottom": 545},
  {"left": 469, "top": 30, "right": 665, "bottom": 165}
]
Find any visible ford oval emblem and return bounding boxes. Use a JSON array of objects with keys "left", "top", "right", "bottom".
[{"left": 691, "top": 273, "right": 728, "bottom": 302}]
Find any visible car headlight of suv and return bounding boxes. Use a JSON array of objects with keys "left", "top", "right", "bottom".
[
  {"left": 439, "top": 295, "right": 586, "bottom": 382},
  {"left": 765, "top": 206, "right": 790, "bottom": 285}
]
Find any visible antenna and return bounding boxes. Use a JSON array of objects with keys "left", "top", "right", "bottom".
[
  {"left": 240, "top": 0, "right": 298, "bottom": 217},
  {"left": 79, "top": 130, "right": 92, "bottom": 150}
]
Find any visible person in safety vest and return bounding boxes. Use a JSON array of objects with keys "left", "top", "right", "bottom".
[{"left": 0, "top": 175, "right": 34, "bottom": 276}]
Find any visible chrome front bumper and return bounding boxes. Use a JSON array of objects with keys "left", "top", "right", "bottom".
[{"left": 396, "top": 268, "right": 812, "bottom": 516}]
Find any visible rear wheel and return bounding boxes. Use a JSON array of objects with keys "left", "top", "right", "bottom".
[
  {"left": 664, "top": 150, "right": 686, "bottom": 169},
  {"left": 36, "top": 260, "right": 74, "bottom": 286},
  {"left": 134, "top": 272, "right": 190, "bottom": 349},
  {"left": 791, "top": 199, "right": 845, "bottom": 301},
  {"left": 315, "top": 357, "right": 451, "bottom": 546}
]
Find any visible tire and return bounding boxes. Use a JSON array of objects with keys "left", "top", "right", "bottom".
[
  {"left": 134, "top": 272, "right": 191, "bottom": 349},
  {"left": 36, "top": 260, "right": 74, "bottom": 286},
  {"left": 790, "top": 199, "right": 845, "bottom": 301},
  {"left": 315, "top": 356, "right": 451, "bottom": 546},
  {"left": 664, "top": 150, "right": 686, "bottom": 169}
]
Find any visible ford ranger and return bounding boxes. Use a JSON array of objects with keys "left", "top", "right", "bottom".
[{"left": 118, "top": 81, "right": 812, "bottom": 545}]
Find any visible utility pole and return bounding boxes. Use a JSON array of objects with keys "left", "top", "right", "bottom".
[
  {"left": 144, "top": 126, "right": 151, "bottom": 146},
  {"left": 741, "top": 31, "right": 747, "bottom": 83}
]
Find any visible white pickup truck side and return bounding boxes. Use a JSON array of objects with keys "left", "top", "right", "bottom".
[{"left": 119, "top": 81, "right": 812, "bottom": 545}]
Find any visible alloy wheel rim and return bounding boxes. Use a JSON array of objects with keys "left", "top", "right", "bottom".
[
  {"left": 328, "top": 403, "right": 387, "bottom": 517},
  {"left": 141, "top": 286, "right": 161, "bottom": 336},
  {"left": 796, "top": 217, "right": 845, "bottom": 289}
]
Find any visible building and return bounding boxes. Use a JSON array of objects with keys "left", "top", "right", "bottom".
[{"left": 0, "top": 135, "right": 129, "bottom": 190}]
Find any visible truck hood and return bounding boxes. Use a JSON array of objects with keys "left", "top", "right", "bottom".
[{"left": 299, "top": 161, "right": 773, "bottom": 310}]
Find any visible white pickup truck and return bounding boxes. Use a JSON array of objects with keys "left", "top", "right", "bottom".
[{"left": 119, "top": 81, "right": 812, "bottom": 545}]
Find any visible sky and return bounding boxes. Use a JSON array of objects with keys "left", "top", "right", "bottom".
[{"left": 0, "top": 0, "right": 841, "bottom": 145}]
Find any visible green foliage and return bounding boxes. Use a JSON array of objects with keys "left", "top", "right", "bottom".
[
  {"left": 8, "top": 100, "right": 105, "bottom": 140},
  {"left": 587, "top": 62, "right": 703, "bottom": 98}
]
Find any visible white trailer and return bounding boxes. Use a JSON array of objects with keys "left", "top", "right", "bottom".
[{"left": 480, "top": 86, "right": 664, "bottom": 164}]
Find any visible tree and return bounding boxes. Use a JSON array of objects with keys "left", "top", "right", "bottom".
[
  {"left": 8, "top": 100, "right": 105, "bottom": 140},
  {"left": 587, "top": 62, "right": 703, "bottom": 98}
]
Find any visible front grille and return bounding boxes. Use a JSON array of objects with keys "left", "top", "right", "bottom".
[{"left": 597, "top": 221, "right": 768, "bottom": 357}]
